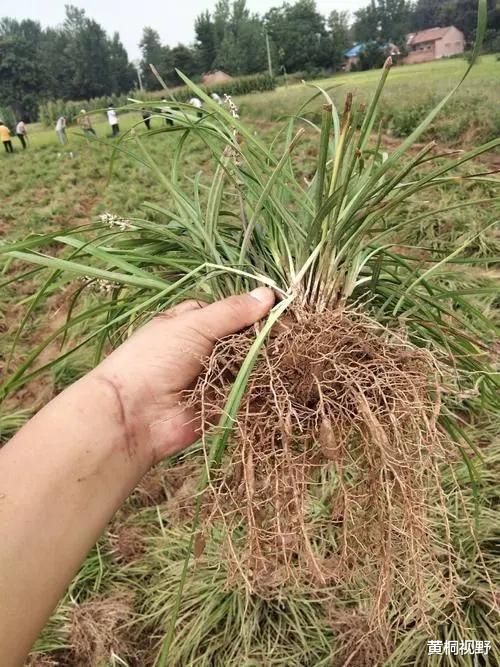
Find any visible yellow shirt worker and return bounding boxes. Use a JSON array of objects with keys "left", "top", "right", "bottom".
[{"left": 0, "top": 122, "right": 14, "bottom": 153}]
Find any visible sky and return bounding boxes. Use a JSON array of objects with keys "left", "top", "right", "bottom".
[{"left": 0, "top": 0, "right": 366, "bottom": 61}]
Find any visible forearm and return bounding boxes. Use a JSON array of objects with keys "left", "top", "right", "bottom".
[
  {"left": 0, "top": 373, "right": 151, "bottom": 666},
  {"left": 0, "top": 289, "right": 274, "bottom": 665}
]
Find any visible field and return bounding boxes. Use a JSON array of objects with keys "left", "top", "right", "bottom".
[{"left": 1, "top": 54, "right": 499, "bottom": 666}]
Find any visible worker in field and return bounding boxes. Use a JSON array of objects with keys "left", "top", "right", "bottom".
[
  {"left": 0, "top": 288, "right": 275, "bottom": 665},
  {"left": 189, "top": 96, "right": 203, "bottom": 118},
  {"left": 15, "top": 119, "right": 28, "bottom": 149},
  {"left": 107, "top": 106, "right": 120, "bottom": 136},
  {"left": 55, "top": 116, "right": 67, "bottom": 145},
  {"left": 142, "top": 107, "right": 152, "bottom": 130},
  {"left": 160, "top": 98, "right": 174, "bottom": 126},
  {"left": 78, "top": 110, "right": 97, "bottom": 137},
  {"left": 0, "top": 120, "right": 14, "bottom": 153}
]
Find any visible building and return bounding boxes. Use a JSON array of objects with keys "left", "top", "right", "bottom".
[
  {"left": 404, "top": 26, "right": 465, "bottom": 64},
  {"left": 343, "top": 43, "right": 399, "bottom": 72},
  {"left": 343, "top": 44, "right": 365, "bottom": 71}
]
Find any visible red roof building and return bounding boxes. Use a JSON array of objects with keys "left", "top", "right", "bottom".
[{"left": 404, "top": 26, "right": 465, "bottom": 64}]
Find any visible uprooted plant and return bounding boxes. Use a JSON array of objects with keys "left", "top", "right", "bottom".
[{"left": 1, "top": 1, "right": 499, "bottom": 664}]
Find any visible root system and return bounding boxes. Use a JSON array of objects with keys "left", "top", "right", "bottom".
[
  {"left": 66, "top": 593, "right": 136, "bottom": 666},
  {"left": 191, "top": 307, "right": 457, "bottom": 625}
]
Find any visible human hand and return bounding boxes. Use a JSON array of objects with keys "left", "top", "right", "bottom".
[{"left": 90, "top": 288, "right": 275, "bottom": 467}]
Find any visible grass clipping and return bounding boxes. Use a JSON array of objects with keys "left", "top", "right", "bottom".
[{"left": 191, "top": 307, "right": 454, "bottom": 617}]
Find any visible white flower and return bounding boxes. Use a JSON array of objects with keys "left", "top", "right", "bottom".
[
  {"left": 98, "top": 212, "right": 134, "bottom": 231},
  {"left": 224, "top": 94, "right": 240, "bottom": 119},
  {"left": 95, "top": 279, "right": 117, "bottom": 293},
  {"left": 78, "top": 275, "right": 119, "bottom": 293},
  {"left": 222, "top": 94, "right": 242, "bottom": 166}
]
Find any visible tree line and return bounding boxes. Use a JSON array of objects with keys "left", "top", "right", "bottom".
[
  {"left": 1, "top": 0, "right": 499, "bottom": 120},
  {"left": 139, "top": 0, "right": 499, "bottom": 89},
  {"left": 0, "top": 6, "right": 136, "bottom": 121}
]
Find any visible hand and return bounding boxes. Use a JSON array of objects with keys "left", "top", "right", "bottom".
[
  {"left": 0, "top": 287, "right": 274, "bottom": 665},
  {"left": 91, "top": 287, "right": 275, "bottom": 466}
]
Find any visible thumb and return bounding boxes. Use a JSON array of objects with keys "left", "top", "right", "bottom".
[{"left": 182, "top": 288, "right": 275, "bottom": 341}]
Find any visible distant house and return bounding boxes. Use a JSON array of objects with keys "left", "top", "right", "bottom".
[
  {"left": 343, "top": 44, "right": 365, "bottom": 71},
  {"left": 202, "top": 70, "right": 232, "bottom": 86},
  {"left": 343, "top": 43, "right": 399, "bottom": 72},
  {"left": 404, "top": 26, "right": 465, "bottom": 64}
]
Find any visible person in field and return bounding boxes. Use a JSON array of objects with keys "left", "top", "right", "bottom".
[
  {"left": 189, "top": 96, "right": 203, "bottom": 118},
  {"left": 78, "top": 110, "right": 96, "bottom": 136},
  {"left": 107, "top": 106, "right": 120, "bottom": 136},
  {"left": 141, "top": 108, "right": 151, "bottom": 130},
  {"left": 0, "top": 121, "right": 14, "bottom": 153},
  {"left": 55, "top": 116, "right": 67, "bottom": 145},
  {"left": 0, "top": 288, "right": 275, "bottom": 665},
  {"left": 15, "top": 120, "right": 28, "bottom": 149},
  {"left": 160, "top": 98, "right": 174, "bottom": 126}
]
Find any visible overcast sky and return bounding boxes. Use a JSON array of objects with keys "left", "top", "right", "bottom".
[{"left": 0, "top": 0, "right": 366, "bottom": 61}]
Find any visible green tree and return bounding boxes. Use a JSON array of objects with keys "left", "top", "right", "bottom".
[
  {"left": 109, "top": 32, "right": 136, "bottom": 93},
  {"left": 353, "top": 0, "right": 411, "bottom": 44},
  {"left": 358, "top": 41, "right": 391, "bottom": 69},
  {"left": 0, "top": 6, "right": 136, "bottom": 118},
  {"left": 411, "top": 0, "right": 499, "bottom": 42},
  {"left": 381, "top": 0, "right": 411, "bottom": 42},
  {"left": 215, "top": 0, "right": 267, "bottom": 75},
  {"left": 195, "top": 0, "right": 267, "bottom": 76},
  {"left": 0, "top": 19, "right": 43, "bottom": 120},
  {"left": 352, "top": 2, "right": 380, "bottom": 43},
  {"left": 328, "top": 10, "right": 351, "bottom": 68},
  {"left": 195, "top": 10, "right": 217, "bottom": 72},
  {"left": 411, "top": 0, "right": 441, "bottom": 31},
  {"left": 39, "top": 27, "right": 73, "bottom": 100},
  {"left": 437, "top": 0, "right": 493, "bottom": 41},
  {"left": 63, "top": 7, "right": 113, "bottom": 99},
  {"left": 213, "top": 0, "right": 231, "bottom": 48},
  {"left": 265, "top": 0, "right": 334, "bottom": 73},
  {"left": 169, "top": 44, "right": 199, "bottom": 84},
  {"left": 139, "top": 27, "right": 165, "bottom": 89}
]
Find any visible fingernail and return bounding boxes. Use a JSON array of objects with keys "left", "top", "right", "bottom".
[{"left": 249, "top": 287, "right": 272, "bottom": 303}]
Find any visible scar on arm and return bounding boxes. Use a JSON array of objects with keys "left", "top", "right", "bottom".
[{"left": 93, "top": 375, "right": 138, "bottom": 460}]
